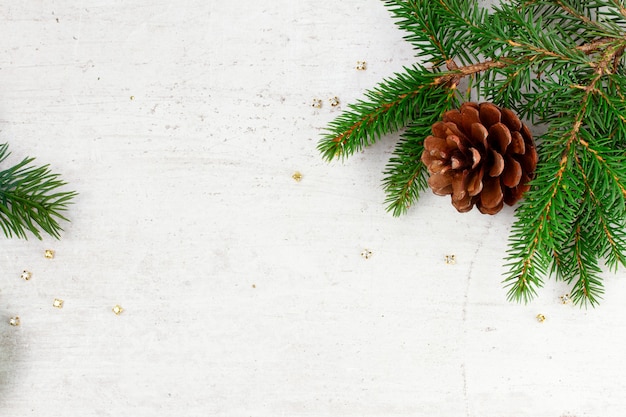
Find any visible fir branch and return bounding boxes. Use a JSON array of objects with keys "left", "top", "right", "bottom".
[
  {"left": 503, "top": 150, "right": 575, "bottom": 302},
  {"left": 318, "top": 60, "right": 505, "bottom": 161},
  {"left": 318, "top": 65, "right": 441, "bottom": 161},
  {"left": 504, "top": 73, "right": 601, "bottom": 302},
  {"left": 554, "top": 0, "right": 608, "bottom": 32},
  {"left": 579, "top": 138, "right": 626, "bottom": 198},
  {"left": 0, "top": 143, "right": 77, "bottom": 239},
  {"left": 483, "top": 61, "right": 534, "bottom": 112},
  {"left": 381, "top": 127, "right": 429, "bottom": 217},
  {"left": 568, "top": 219, "right": 605, "bottom": 306},
  {"left": 438, "top": 0, "right": 505, "bottom": 61},
  {"left": 505, "top": 39, "right": 625, "bottom": 304},
  {"left": 574, "top": 151, "right": 626, "bottom": 270},
  {"left": 384, "top": 0, "right": 453, "bottom": 64},
  {"left": 382, "top": 88, "right": 458, "bottom": 215},
  {"left": 610, "top": 0, "right": 626, "bottom": 19},
  {"left": 319, "top": 0, "right": 626, "bottom": 305}
]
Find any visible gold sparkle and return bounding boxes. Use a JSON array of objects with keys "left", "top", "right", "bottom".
[
  {"left": 292, "top": 171, "right": 303, "bottom": 182},
  {"left": 9, "top": 317, "right": 20, "bottom": 326},
  {"left": 20, "top": 270, "right": 32, "bottom": 281},
  {"left": 53, "top": 298, "right": 64, "bottom": 309},
  {"left": 112, "top": 305, "right": 124, "bottom": 315},
  {"left": 44, "top": 249, "right": 55, "bottom": 259},
  {"left": 536, "top": 314, "right": 546, "bottom": 322}
]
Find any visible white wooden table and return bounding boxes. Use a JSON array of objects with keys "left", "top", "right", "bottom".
[{"left": 1, "top": 1, "right": 625, "bottom": 416}]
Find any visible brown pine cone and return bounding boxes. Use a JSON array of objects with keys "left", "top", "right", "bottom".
[{"left": 421, "top": 102, "right": 538, "bottom": 214}]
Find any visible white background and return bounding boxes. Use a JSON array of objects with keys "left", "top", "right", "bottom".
[{"left": 1, "top": 1, "right": 625, "bottom": 416}]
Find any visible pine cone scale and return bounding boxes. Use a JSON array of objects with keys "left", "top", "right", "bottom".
[
  {"left": 451, "top": 155, "right": 464, "bottom": 170},
  {"left": 432, "top": 122, "right": 449, "bottom": 139},
  {"left": 478, "top": 102, "right": 501, "bottom": 127},
  {"left": 489, "top": 123, "right": 512, "bottom": 152},
  {"left": 480, "top": 176, "right": 504, "bottom": 214},
  {"left": 444, "top": 122, "right": 469, "bottom": 143},
  {"left": 522, "top": 146, "right": 538, "bottom": 173},
  {"left": 501, "top": 107, "right": 522, "bottom": 131},
  {"left": 470, "top": 123, "right": 489, "bottom": 146},
  {"left": 502, "top": 156, "right": 522, "bottom": 187},
  {"left": 460, "top": 106, "right": 480, "bottom": 134},
  {"left": 467, "top": 168, "right": 483, "bottom": 197},
  {"left": 424, "top": 135, "right": 452, "bottom": 159},
  {"left": 422, "top": 102, "right": 538, "bottom": 214},
  {"left": 510, "top": 131, "right": 525, "bottom": 154},
  {"left": 488, "top": 150, "right": 505, "bottom": 177},
  {"left": 428, "top": 172, "right": 453, "bottom": 195}
]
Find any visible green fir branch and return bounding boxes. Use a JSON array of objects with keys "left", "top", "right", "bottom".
[
  {"left": 317, "top": 65, "right": 441, "bottom": 161},
  {"left": 504, "top": 65, "right": 614, "bottom": 305},
  {"left": 0, "top": 143, "right": 77, "bottom": 239},
  {"left": 574, "top": 151, "right": 626, "bottom": 271},
  {"left": 384, "top": 0, "right": 453, "bottom": 64},
  {"left": 318, "top": 62, "right": 504, "bottom": 161},
  {"left": 382, "top": 88, "right": 459, "bottom": 216},
  {"left": 567, "top": 218, "right": 605, "bottom": 306},
  {"left": 319, "top": 0, "right": 626, "bottom": 306}
]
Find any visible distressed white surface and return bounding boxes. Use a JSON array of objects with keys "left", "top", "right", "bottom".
[{"left": 0, "top": 1, "right": 625, "bottom": 416}]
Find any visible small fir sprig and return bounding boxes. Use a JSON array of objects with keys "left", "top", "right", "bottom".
[
  {"left": 318, "top": 0, "right": 626, "bottom": 306},
  {"left": 0, "top": 143, "right": 76, "bottom": 239}
]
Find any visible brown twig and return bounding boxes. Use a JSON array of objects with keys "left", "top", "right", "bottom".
[
  {"left": 577, "top": 37, "right": 615, "bottom": 54},
  {"left": 434, "top": 59, "right": 508, "bottom": 86}
]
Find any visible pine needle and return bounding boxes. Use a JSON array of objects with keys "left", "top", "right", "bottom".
[{"left": 0, "top": 143, "right": 77, "bottom": 239}]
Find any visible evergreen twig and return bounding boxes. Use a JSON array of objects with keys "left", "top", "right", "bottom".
[
  {"left": 318, "top": 0, "right": 626, "bottom": 306},
  {"left": 0, "top": 143, "right": 77, "bottom": 239}
]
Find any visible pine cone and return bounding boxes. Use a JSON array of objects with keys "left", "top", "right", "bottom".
[{"left": 421, "top": 102, "right": 538, "bottom": 214}]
